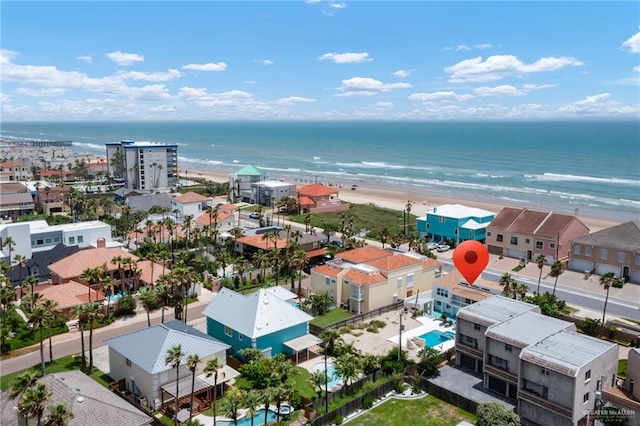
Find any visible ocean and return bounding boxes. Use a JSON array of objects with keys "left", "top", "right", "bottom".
[{"left": 1, "top": 121, "right": 639, "bottom": 222}]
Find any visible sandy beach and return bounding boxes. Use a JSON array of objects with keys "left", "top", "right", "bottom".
[{"left": 184, "top": 169, "right": 624, "bottom": 233}]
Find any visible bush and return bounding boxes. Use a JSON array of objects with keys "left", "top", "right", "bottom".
[
  {"left": 366, "top": 325, "right": 379, "bottom": 333},
  {"left": 476, "top": 402, "right": 520, "bottom": 426},
  {"left": 115, "top": 295, "right": 136, "bottom": 316},
  {"left": 612, "top": 280, "right": 625, "bottom": 288},
  {"left": 333, "top": 414, "right": 343, "bottom": 425},
  {"left": 362, "top": 396, "right": 374, "bottom": 409},
  {"left": 289, "top": 390, "right": 303, "bottom": 410},
  {"left": 369, "top": 320, "right": 386, "bottom": 328},
  {"left": 379, "top": 347, "right": 412, "bottom": 375}
]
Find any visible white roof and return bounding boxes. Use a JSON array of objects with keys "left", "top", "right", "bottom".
[
  {"left": 202, "top": 288, "right": 313, "bottom": 339},
  {"left": 486, "top": 311, "right": 574, "bottom": 348},
  {"left": 457, "top": 296, "right": 537, "bottom": 327},
  {"left": 254, "top": 180, "right": 295, "bottom": 188},
  {"left": 262, "top": 286, "right": 298, "bottom": 301},
  {"left": 461, "top": 219, "right": 490, "bottom": 230},
  {"left": 427, "top": 204, "right": 495, "bottom": 219},
  {"left": 34, "top": 220, "right": 110, "bottom": 233}
]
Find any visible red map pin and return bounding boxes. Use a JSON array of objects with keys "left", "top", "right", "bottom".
[{"left": 453, "top": 240, "right": 489, "bottom": 285}]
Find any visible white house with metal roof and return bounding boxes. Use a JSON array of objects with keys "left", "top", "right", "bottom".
[
  {"left": 203, "top": 287, "right": 319, "bottom": 360},
  {"left": 104, "top": 320, "right": 235, "bottom": 414}
]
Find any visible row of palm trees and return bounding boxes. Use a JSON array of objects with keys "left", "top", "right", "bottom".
[{"left": 9, "top": 372, "right": 74, "bottom": 426}]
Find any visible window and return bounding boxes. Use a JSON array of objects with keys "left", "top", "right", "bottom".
[
  {"left": 77, "top": 235, "right": 84, "bottom": 243},
  {"left": 505, "top": 344, "right": 512, "bottom": 352},
  {"left": 436, "top": 288, "right": 449, "bottom": 297},
  {"left": 585, "top": 246, "right": 592, "bottom": 256},
  {"left": 585, "top": 370, "right": 591, "bottom": 382},
  {"left": 487, "top": 231, "right": 492, "bottom": 237},
  {"left": 439, "top": 216, "right": 445, "bottom": 223},
  {"left": 496, "top": 234, "right": 503, "bottom": 242},
  {"left": 45, "top": 238, "right": 52, "bottom": 244},
  {"left": 474, "top": 323, "right": 481, "bottom": 331},
  {"left": 37, "top": 239, "right": 44, "bottom": 245},
  {"left": 31, "top": 240, "right": 36, "bottom": 247},
  {"left": 601, "top": 248, "right": 608, "bottom": 259},
  {"left": 583, "top": 392, "right": 589, "bottom": 403},
  {"left": 436, "top": 301, "right": 442, "bottom": 306},
  {"left": 617, "top": 252, "right": 625, "bottom": 263},
  {"left": 126, "top": 358, "right": 132, "bottom": 367},
  {"left": 541, "top": 367, "right": 550, "bottom": 376},
  {"left": 636, "top": 254, "right": 640, "bottom": 266},
  {"left": 225, "top": 326, "right": 233, "bottom": 337},
  {"left": 325, "top": 277, "right": 331, "bottom": 285},
  {"left": 406, "top": 274, "right": 414, "bottom": 288},
  {"left": 238, "top": 334, "right": 243, "bottom": 341},
  {"left": 536, "top": 241, "right": 544, "bottom": 249},
  {"left": 426, "top": 223, "right": 430, "bottom": 230},
  {"left": 550, "top": 242, "right": 556, "bottom": 249},
  {"left": 510, "top": 236, "right": 518, "bottom": 245},
  {"left": 68, "top": 236, "right": 75, "bottom": 244},
  {"left": 574, "top": 244, "right": 581, "bottom": 255},
  {"left": 53, "top": 237, "right": 60, "bottom": 243},
  {"left": 525, "top": 238, "right": 530, "bottom": 244},
  {"left": 454, "top": 228, "right": 458, "bottom": 235},
  {"left": 490, "top": 355, "right": 509, "bottom": 371}
]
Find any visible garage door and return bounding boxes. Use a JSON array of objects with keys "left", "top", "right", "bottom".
[
  {"left": 507, "top": 249, "right": 526, "bottom": 259},
  {"left": 596, "top": 264, "right": 621, "bottom": 277},
  {"left": 631, "top": 270, "right": 640, "bottom": 284},
  {"left": 570, "top": 259, "right": 593, "bottom": 273}
]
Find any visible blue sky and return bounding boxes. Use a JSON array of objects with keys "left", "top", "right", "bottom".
[{"left": 1, "top": 1, "right": 639, "bottom": 121}]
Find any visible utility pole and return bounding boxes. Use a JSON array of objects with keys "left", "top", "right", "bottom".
[{"left": 398, "top": 309, "right": 406, "bottom": 362}]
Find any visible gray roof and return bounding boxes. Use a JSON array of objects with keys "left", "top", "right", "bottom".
[
  {"left": 520, "top": 330, "right": 617, "bottom": 377},
  {"left": 486, "top": 311, "right": 574, "bottom": 348},
  {"left": 571, "top": 220, "right": 640, "bottom": 252},
  {"left": 202, "top": 288, "right": 313, "bottom": 338},
  {"left": 104, "top": 320, "right": 230, "bottom": 374},
  {"left": 127, "top": 193, "right": 173, "bottom": 212},
  {"left": 456, "top": 295, "right": 538, "bottom": 327},
  {"left": 0, "top": 370, "right": 152, "bottom": 426},
  {"left": 262, "top": 285, "right": 298, "bottom": 301}
]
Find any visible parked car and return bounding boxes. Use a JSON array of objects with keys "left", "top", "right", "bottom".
[
  {"left": 427, "top": 242, "right": 439, "bottom": 250},
  {"left": 436, "top": 244, "right": 451, "bottom": 252},
  {"left": 249, "top": 212, "right": 260, "bottom": 219}
]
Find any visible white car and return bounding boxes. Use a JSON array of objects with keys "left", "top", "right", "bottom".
[
  {"left": 436, "top": 244, "right": 451, "bottom": 252},
  {"left": 427, "top": 242, "right": 439, "bottom": 250}
]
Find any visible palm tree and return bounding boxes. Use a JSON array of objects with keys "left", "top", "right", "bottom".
[
  {"left": 27, "top": 304, "right": 48, "bottom": 376},
  {"left": 100, "top": 274, "right": 116, "bottom": 315},
  {"left": 110, "top": 255, "right": 126, "bottom": 294},
  {"left": 320, "top": 328, "right": 340, "bottom": 413},
  {"left": 514, "top": 283, "right": 529, "bottom": 301},
  {"left": 137, "top": 286, "right": 157, "bottom": 327},
  {"left": 45, "top": 402, "right": 74, "bottom": 426},
  {"left": 155, "top": 282, "right": 172, "bottom": 324},
  {"left": 13, "top": 253, "right": 26, "bottom": 286},
  {"left": 549, "top": 260, "right": 565, "bottom": 296},
  {"left": 8, "top": 371, "right": 38, "bottom": 400},
  {"left": 19, "top": 383, "right": 52, "bottom": 426},
  {"left": 186, "top": 354, "right": 202, "bottom": 420},
  {"left": 599, "top": 272, "right": 616, "bottom": 330},
  {"left": 2, "top": 236, "right": 15, "bottom": 271},
  {"left": 84, "top": 302, "right": 102, "bottom": 374},
  {"left": 260, "top": 387, "right": 276, "bottom": 426},
  {"left": 291, "top": 249, "right": 308, "bottom": 297},
  {"left": 71, "top": 304, "right": 88, "bottom": 371},
  {"left": 79, "top": 267, "right": 99, "bottom": 303},
  {"left": 499, "top": 273, "right": 516, "bottom": 299},
  {"left": 41, "top": 299, "right": 60, "bottom": 362},
  {"left": 308, "top": 370, "right": 327, "bottom": 400},
  {"left": 204, "top": 358, "right": 225, "bottom": 426},
  {"left": 220, "top": 387, "right": 242, "bottom": 426},
  {"left": 535, "top": 253, "right": 546, "bottom": 294},
  {"left": 165, "top": 344, "right": 185, "bottom": 424},
  {"left": 273, "top": 385, "right": 292, "bottom": 424},
  {"left": 23, "top": 275, "right": 38, "bottom": 308},
  {"left": 379, "top": 227, "right": 390, "bottom": 249},
  {"left": 244, "top": 389, "right": 262, "bottom": 426},
  {"left": 335, "top": 353, "right": 362, "bottom": 389}
]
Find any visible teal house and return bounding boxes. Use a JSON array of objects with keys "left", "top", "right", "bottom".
[
  {"left": 203, "top": 288, "right": 319, "bottom": 361},
  {"left": 229, "top": 164, "right": 266, "bottom": 202},
  {"left": 416, "top": 204, "right": 496, "bottom": 245}
]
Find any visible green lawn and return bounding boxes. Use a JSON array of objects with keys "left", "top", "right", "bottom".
[
  {"left": 618, "top": 359, "right": 628, "bottom": 378},
  {"left": 346, "top": 395, "right": 476, "bottom": 426},
  {"left": 0, "top": 354, "right": 113, "bottom": 391},
  {"left": 310, "top": 308, "right": 353, "bottom": 328}
]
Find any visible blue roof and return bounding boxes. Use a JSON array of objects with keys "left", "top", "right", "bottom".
[{"left": 104, "top": 320, "right": 230, "bottom": 374}]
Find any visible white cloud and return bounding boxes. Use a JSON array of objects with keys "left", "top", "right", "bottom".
[
  {"left": 255, "top": 59, "right": 273, "bottom": 66},
  {"left": 621, "top": 28, "right": 640, "bottom": 53},
  {"left": 456, "top": 45, "right": 472, "bottom": 51},
  {"left": 408, "top": 91, "right": 474, "bottom": 102},
  {"left": 559, "top": 93, "right": 640, "bottom": 116},
  {"left": 375, "top": 102, "right": 394, "bottom": 108},
  {"left": 392, "top": 70, "right": 411, "bottom": 78},
  {"left": 106, "top": 51, "right": 144, "bottom": 66},
  {"left": 0, "top": 49, "right": 18, "bottom": 65},
  {"left": 337, "top": 77, "right": 411, "bottom": 96},
  {"left": 15, "top": 88, "right": 67, "bottom": 97},
  {"left": 77, "top": 55, "right": 92, "bottom": 64},
  {"left": 323, "top": 1, "right": 346, "bottom": 16},
  {"left": 243, "top": 80, "right": 259, "bottom": 84},
  {"left": 476, "top": 44, "right": 492, "bottom": 50},
  {"left": 275, "top": 96, "right": 316, "bottom": 105},
  {"left": 634, "top": 66, "right": 640, "bottom": 73},
  {"left": 182, "top": 62, "right": 227, "bottom": 71},
  {"left": 115, "top": 69, "right": 182, "bottom": 82},
  {"left": 319, "top": 52, "right": 372, "bottom": 64},
  {"left": 445, "top": 55, "right": 583, "bottom": 82},
  {"left": 474, "top": 85, "right": 525, "bottom": 97},
  {"left": 522, "top": 83, "right": 556, "bottom": 91}
]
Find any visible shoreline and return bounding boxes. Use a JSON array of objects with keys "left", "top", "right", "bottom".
[{"left": 181, "top": 168, "right": 626, "bottom": 233}]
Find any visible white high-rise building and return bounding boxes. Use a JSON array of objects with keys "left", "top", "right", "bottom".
[{"left": 106, "top": 140, "right": 178, "bottom": 191}]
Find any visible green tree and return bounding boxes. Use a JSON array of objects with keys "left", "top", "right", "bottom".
[
  {"left": 186, "top": 353, "right": 202, "bottom": 420},
  {"left": 136, "top": 286, "right": 157, "bottom": 327},
  {"left": 154, "top": 281, "right": 172, "bottom": 324},
  {"left": 72, "top": 304, "right": 88, "bottom": 371},
  {"left": 8, "top": 371, "right": 38, "bottom": 400},
  {"left": 476, "top": 402, "right": 520, "bottom": 426},
  {"left": 581, "top": 317, "right": 602, "bottom": 337},
  {"left": 84, "top": 302, "right": 103, "bottom": 374},
  {"left": 165, "top": 344, "right": 185, "bottom": 424},
  {"left": 334, "top": 353, "right": 361, "bottom": 389},
  {"left": 599, "top": 272, "right": 616, "bottom": 330},
  {"left": 416, "top": 347, "right": 443, "bottom": 378},
  {"left": 535, "top": 253, "right": 546, "bottom": 294},
  {"left": 18, "top": 382, "right": 52, "bottom": 426},
  {"left": 309, "top": 292, "right": 332, "bottom": 316},
  {"left": 498, "top": 273, "right": 516, "bottom": 299},
  {"left": 308, "top": 370, "right": 327, "bottom": 400},
  {"left": 260, "top": 387, "right": 276, "bottom": 426},
  {"left": 204, "top": 358, "right": 225, "bottom": 426},
  {"left": 40, "top": 299, "right": 60, "bottom": 362},
  {"left": 549, "top": 260, "right": 565, "bottom": 296},
  {"left": 243, "top": 389, "right": 262, "bottom": 426},
  {"left": 45, "top": 402, "right": 74, "bottom": 426},
  {"left": 27, "top": 304, "right": 48, "bottom": 376},
  {"left": 220, "top": 387, "right": 242, "bottom": 426}
]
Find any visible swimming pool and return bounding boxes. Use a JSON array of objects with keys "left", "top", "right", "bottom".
[
  {"left": 419, "top": 330, "right": 456, "bottom": 348},
  {"left": 313, "top": 362, "right": 343, "bottom": 387},
  {"left": 217, "top": 405, "right": 291, "bottom": 426}
]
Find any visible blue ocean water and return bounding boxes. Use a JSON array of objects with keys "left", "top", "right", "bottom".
[{"left": 1, "top": 121, "right": 638, "bottom": 221}]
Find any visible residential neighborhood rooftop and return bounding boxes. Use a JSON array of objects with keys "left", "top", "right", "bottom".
[
  {"left": 456, "top": 295, "right": 538, "bottom": 327},
  {"left": 427, "top": 203, "right": 496, "bottom": 219},
  {"left": 485, "top": 310, "right": 574, "bottom": 348},
  {"left": 334, "top": 246, "right": 393, "bottom": 264},
  {"left": 571, "top": 220, "right": 640, "bottom": 252}
]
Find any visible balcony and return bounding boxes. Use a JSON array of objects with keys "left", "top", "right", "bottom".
[
  {"left": 485, "top": 364, "right": 517, "bottom": 384},
  {"left": 456, "top": 343, "right": 482, "bottom": 359},
  {"left": 519, "top": 388, "right": 573, "bottom": 419}
]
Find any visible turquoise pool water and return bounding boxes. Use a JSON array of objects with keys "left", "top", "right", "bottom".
[
  {"left": 106, "top": 292, "right": 128, "bottom": 302},
  {"left": 217, "top": 405, "right": 291, "bottom": 426},
  {"left": 419, "top": 330, "right": 456, "bottom": 348},
  {"left": 313, "top": 362, "right": 343, "bottom": 387}
]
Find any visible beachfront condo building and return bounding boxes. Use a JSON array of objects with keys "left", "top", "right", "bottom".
[
  {"left": 416, "top": 204, "right": 496, "bottom": 245},
  {"left": 455, "top": 296, "right": 619, "bottom": 426},
  {"left": 106, "top": 140, "right": 178, "bottom": 191}
]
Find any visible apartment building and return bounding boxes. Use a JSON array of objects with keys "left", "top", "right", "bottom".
[
  {"left": 106, "top": 140, "right": 178, "bottom": 191},
  {"left": 432, "top": 269, "right": 503, "bottom": 318}
]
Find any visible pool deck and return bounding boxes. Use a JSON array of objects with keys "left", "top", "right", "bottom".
[{"left": 387, "top": 315, "right": 456, "bottom": 353}]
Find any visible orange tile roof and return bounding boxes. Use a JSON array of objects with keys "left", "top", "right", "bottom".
[
  {"left": 335, "top": 247, "right": 393, "bottom": 264},
  {"left": 195, "top": 210, "right": 232, "bottom": 225},
  {"left": 236, "top": 234, "right": 288, "bottom": 250},
  {"left": 0, "top": 161, "right": 26, "bottom": 168},
  {"left": 365, "top": 253, "right": 422, "bottom": 271},
  {"left": 312, "top": 264, "right": 343, "bottom": 277},
  {"left": 344, "top": 269, "right": 386, "bottom": 286},
  {"left": 35, "top": 281, "right": 105, "bottom": 309},
  {"left": 294, "top": 184, "right": 338, "bottom": 197},
  {"left": 219, "top": 203, "right": 238, "bottom": 211},
  {"left": 423, "top": 258, "right": 443, "bottom": 270},
  {"left": 48, "top": 247, "right": 140, "bottom": 280},
  {"left": 38, "top": 170, "right": 74, "bottom": 177},
  {"left": 137, "top": 260, "right": 171, "bottom": 285},
  {"left": 305, "top": 248, "right": 327, "bottom": 258},
  {"left": 173, "top": 191, "right": 210, "bottom": 204},
  {"left": 297, "top": 196, "right": 315, "bottom": 206}
]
